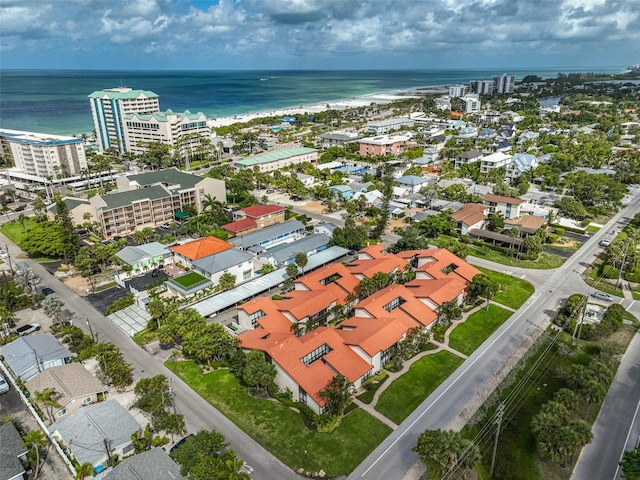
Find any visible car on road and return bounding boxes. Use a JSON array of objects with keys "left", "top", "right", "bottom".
[
  {"left": 0, "top": 373, "right": 9, "bottom": 394},
  {"left": 0, "top": 249, "right": 7, "bottom": 259},
  {"left": 599, "top": 238, "right": 612, "bottom": 247},
  {"left": 266, "top": 189, "right": 275, "bottom": 194},
  {"left": 592, "top": 291, "right": 613, "bottom": 302},
  {"left": 14, "top": 205, "right": 25, "bottom": 212},
  {"left": 41, "top": 287, "right": 55, "bottom": 296},
  {"left": 16, "top": 323, "right": 41, "bottom": 336}
]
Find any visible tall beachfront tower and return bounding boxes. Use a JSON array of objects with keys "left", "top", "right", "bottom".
[
  {"left": 88, "top": 87, "right": 160, "bottom": 153},
  {"left": 492, "top": 74, "right": 516, "bottom": 94}
]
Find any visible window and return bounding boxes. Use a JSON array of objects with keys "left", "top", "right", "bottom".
[
  {"left": 250, "top": 309, "right": 265, "bottom": 328},
  {"left": 243, "top": 270, "right": 252, "bottom": 280},
  {"left": 56, "top": 409, "right": 67, "bottom": 418},
  {"left": 123, "top": 444, "right": 135, "bottom": 455},
  {"left": 300, "top": 343, "right": 332, "bottom": 366},
  {"left": 383, "top": 296, "right": 406, "bottom": 312},
  {"left": 82, "top": 396, "right": 92, "bottom": 405},
  {"left": 299, "top": 388, "right": 307, "bottom": 404}
]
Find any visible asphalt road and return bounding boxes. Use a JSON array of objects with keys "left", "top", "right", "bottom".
[
  {"left": 572, "top": 330, "right": 640, "bottom": 480},
  {"left": 348, "top": 195, "right": 640, "bottom": 480}
]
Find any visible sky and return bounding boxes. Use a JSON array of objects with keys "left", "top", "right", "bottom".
[{"left": 1, "top": 0, "right": 639, "bottom": 70}]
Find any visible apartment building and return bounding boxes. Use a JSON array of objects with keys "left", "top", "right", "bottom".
[
  {"left": 449, "top": 85, "right": 470, "bottom": 98},
  {"left": 319, "top": 131, "right": 363, "bottom": 149},
  {"left": 234, "top": 147, "right": 318, "bottom": 173},
  {"left": 0, "top": 128, "right": 87, "bottom": 178},
  {"left": 469, "top": 80, "right": 495, "bottom": 95},
  {"left": 88, "top": 87, "right": 160, "bottom": 153},
  {"left": 493, "top": 74, "right": 516, "bottom": 94},
  {"left": 358, "top": 134, "right": 411, "bottom": 157},
  {"left": 460, "top": 94, "right": 481, "bottom": 113},
  {"left": 479, "top": 151, "right": 512, "bottom": 174},
  {"left": 483, "top": 193, "right": 523, "bottom": 219},
  {"left": 123, "top": 110, "right": 209, "bottom": 156},
  {"left": 366, "top": 117, "right": 415, "bottom": 134}
]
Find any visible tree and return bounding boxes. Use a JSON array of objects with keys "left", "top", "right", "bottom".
[
  {"left": 487, "top": 212, "right": 505, "bottom": 232},
  {"left": 413, "top": 428, "right": 479, "bottom": 480},
  {"left": 219, "top": 272, "right": 237, "bottom": 291},
  {"left": 54, "top": 197, "right": 80, "bottom": 262},
  {"left": 74, "top": 463, "right": 94, "bottom": 480},
  {"left": 294, "top": 252, "right": 308, "bottom": 276},
  {"left": 22, "top": 429, "right": 48, "bottom": 479},
  {"left": 241, "top": 351, "right": 276, "bottom": 394},
  {"left": 555, "top": 196, "right": 588, "bottom": 219},
  {"left": 260, "top": 263, "right": 274, "bottom": 275},
  {"left": 285, "top": 262, "right": 299, "bottom": 279},
  {"left": 392, "top": 226, "right": 429, "bottom": 252},
  {"left": 171, "top": 429, "right": 242, "bottom": 479},
  {"left": 93, "top": 343, "right": 134, "bottom": 389},
  {"left": 42, "top": 293, "right": 64, "bottom": 325},
  {"left": 621, "top": 446, "right": 640, "bottom": 480},
  {"left": 34, "top": 387, "right": 61, "bottom": 424},
  {"left": 358, "top": 276, "right": 376, "bottom": 299},
  {"left": 468, "top": 274, "right": 498, "bottom": 310},
  {"left": 319, "top": 374, "right": 353, "bottom": 416},
  {"left": 331, "top": 217, "right": 367, "bottom": 250},
  {"left": 438, "top": 300, "right": 462, "bottom": 325}
]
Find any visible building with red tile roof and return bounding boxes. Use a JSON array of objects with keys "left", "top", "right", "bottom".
[
  {"left": 483, "top": 193, "right": 523, "bottom": 219},
  {"left": 170, "top": 236, "right": 234, "bottom": 268},
  {"left": 221, "top": 218, "right": 258, "bottom": 237},
  {"left": 232, "top": 204, "right": 286, "bottom": 229},
  {"left": 449, "top": 203, "right": 489, "bottom": 235},
  {"left": 237, "top": 247, "right": 480, "bottom": 414}
]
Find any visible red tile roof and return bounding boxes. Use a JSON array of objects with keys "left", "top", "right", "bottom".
[
  {"left": 483, "top": 193, "right": 523, "bottom": 205},
  {"left": 399, "top": 248, "right": 482, "bottom": 284},
  {"left": 404, "top": 278, "right": 467, "bottom": 305},
  {"left": 339, "top": 317, "right": 410, "bottom": 356},
  {"left": 276, "top": 290, "right": 337, "bottom": 321},
  {"left": 222, "top": 218, "right": 257, "bottom": 233},
  {"left": 170, "top": 236, "right": 234, "bottom": 260},
  {"left": 236, "top": 204, "right": 286, "bottom": 218},
  {"left": 449, "top": 203, "right": 488, "bottom": 226}
]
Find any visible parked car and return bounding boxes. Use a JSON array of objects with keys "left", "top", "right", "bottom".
[
  {"left": 591, "top": 291, "right": 613, "bottom": 302},
  {"left": 14, "top": 205, "right": 25, "bottom": 212},
  {"left": 266, "top": 189, "right": 275, "bottom": 194},
  {"left": 16, "top": 323, "right": 41, "bottom": 336},
  {"left": 41, "top": 287, "right": 55, "bottom": 296},
  {"left": 161, "top": 223, "right": 170, "bottom": 229},
  {"left": 151, "top": 269, "right": 160, "bottom": 277},
  {"left": 0, "top": 249, "right": 8, "bottom": 259},
  {"left": 0, "top": 373, "right": 9, "bottom": 394},
  {"left": 170, "top": 434, "right": 195, "bottom": 454}
]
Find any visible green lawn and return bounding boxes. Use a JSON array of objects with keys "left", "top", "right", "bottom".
[
  {"left": 166, "top": 361, "right": 392, "bottom": 476},
  {"left": 0, "top": 217, "right": 40, "bottom": 244},
  {"left": 375, "top": 351, "right": 464, "bottom": 425},
  {"left": 468, "top": 245, "right": 565, "bottom": 269},
  {"left": 171, "top": 271, "right": 207, "bottom": 288},
  {"left": 476, "top": 267, "right": 535, "bottom": 309},
  {"left": 449, "top": 304, "right": 513, "bottom": 356},
  {"left": 585, "top": 225, "right": 601, "bottom": 233}
]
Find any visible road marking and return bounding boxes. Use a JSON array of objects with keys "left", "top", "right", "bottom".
[
  {"left": 613, "top": 388, "right": 640, "bottom": 480},
  {"left": 626, "top": 300, "right": 635, "bottom": 312},
  {"left": 361, "top": 296, "right": 536, "bottom": 477}
]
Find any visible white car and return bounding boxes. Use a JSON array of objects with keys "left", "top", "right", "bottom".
[
  {"left": 0, "top": 249, "right": 8, "bottom": 259},
  {"left": 0, "top": 373, "right": 9, "bottom": 394}
]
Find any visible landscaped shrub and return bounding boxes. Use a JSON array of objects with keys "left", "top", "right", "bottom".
[
  {"left": 431, "top": 323, "right": 449, "bottom": 343},
  {"left": 600, "top": 264, "right": 619, "bottom": 279},
  {"left": 546, "top": 233, "right": 560, "bottom": 244},
  {"left": 553, "top": 227, "right": 565, "bottom": 236},
  {"left": 314, "top": 413, "right": 341, "bottom": 433}
]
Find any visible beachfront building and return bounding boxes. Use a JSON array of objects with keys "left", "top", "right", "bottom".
[
  {"left": 493, "top": 74, "right": 516, "bottom": 94},
  {"left": 358, "top": 133, "right": 411, "bottom": 157},
  {"left": 448, "top": 85, "right": 470, "bottom": 98},
  {"left": 469, "top": 80, "right": 495, "bottom": 95},
  {"left": 234, "top": 147, "right": 318, "bottom": 173},
  {"left": 460, "top": 94, "right": 481, "bottom": 113},
  {"left": 318, "top": 131, "right": 363, "bottom": 149},
  {"left": 123, "top": 110, "right": 210, "bottom": 157},
  {"left": 0, "top": 128, "right": 88, "bottom": 179},
  {"left": 88, "top": 87, "right": 160, "bottom": 153},
  {"left": 366, "top": 117, "right": 414, "bottom": 135}
]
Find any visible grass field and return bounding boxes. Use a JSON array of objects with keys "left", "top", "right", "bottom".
[
  {"left": 585, "top": 225, "right": 601, "bottom": 233},
  {"left": 0, "top": 217, "right": 40, "bottom": 244},
  {"left": 468, "top": 245, "right": 565, "bottom": 269},
  {"left": 166, "top": 361, "right": 392, "bottom": 476},
  {"left": 375, "top": 351, "right": 464, "bottom": 425},
  {"left": 477, "top": 267, "right": 535, "bottom": 309},
  {"left": 171, "top": 271, "right": 208, "bottom": 288},
  {"left": 449, "top": 304, "right": 513, "bottom": 356}
]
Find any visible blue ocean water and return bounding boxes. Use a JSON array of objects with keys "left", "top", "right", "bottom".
[{"left": 0, "top": 67, "right": 623, "bottom": 136}]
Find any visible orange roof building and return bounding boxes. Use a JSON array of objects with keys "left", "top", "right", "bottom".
[
  {"left": 170, "top": 236, "right": 234, "bottom": 267},
  {"left": 237, "top": 247, "right": 480, "bottom": 414}
]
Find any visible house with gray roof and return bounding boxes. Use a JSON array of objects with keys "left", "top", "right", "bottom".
[
  {"left": 115, "top": 242, "right": 172, "bottom": 273},
  {"left": 0, "top": 334, "right": 71, "bottom": 381},
  {"left": 0, "top": 422, "right": 28, "bottom": 480},
  {"left": 51, "top": 400, "right": 141, "bottom": 471},
  {"left": 46, "top": 197, "right": 94, "bottom": 226},
  {"left": 455, "top": 149, "right": 484, "bottom": 169},
  {"left": 230, "top": 220, "right": 305, "bottom": 251},
  {"left": 25, "top": 363, "right": 108, "bottom": 423},
  {"left": 256, "top": 234, "right": 331, "bottom": 267},
  {"left": 397, "top": 175, "right": 430, "bottom": 194},
  {"left": 192, "top": 248, "right": 255, "bottom": 285},
  {"left": 318, "top": 131, "right": 363, "bottom": 149},
  {"left": 103, "top": 448, "right": 186, "bottom": 480},
  {"left": 506, "top": 153, "right": 539, "bottom": 183}
]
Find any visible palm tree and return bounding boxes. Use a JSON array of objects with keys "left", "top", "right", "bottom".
[
  {"left": 219, "top": 457, "right": 251, "bottom": 480},
  {"left": 438, "top": 300, "right": 462, "bottom": 325},
  {"left": 74, "top": 462, "right": 94, "bottom": 480},
  {"left": 34, "top": 388, "right": 61, "bottom": 424},
  {"left": 22, "top": 429, "right": 48, "bottom": 478},
  {"left": 358, "top": 277, "right": 375, "bottom": 299},
  {"left": 294, "top": 252, "right": 308, "bottom": 277},
  {"left": 285, "top": 263, "right": 299, "bottom": 279}
]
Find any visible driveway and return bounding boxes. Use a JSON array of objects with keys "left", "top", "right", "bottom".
[{"left": 85, "top": 270, "right": 168, "bottom": 314}]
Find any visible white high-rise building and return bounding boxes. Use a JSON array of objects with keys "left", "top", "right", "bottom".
[
  {"left": 469, "top": 80, "right": 495, "bottom": 95},
  {"left": 88, "top": 87, "right": 160, "bottom": 153},
  {"left": 0, "top": 128, "right": 87, "bottom": 178},
  {"left": 448, "top": 84, "right": 470, "bottom": 98},
  {"left": 123, "top": 110, "right": 210, "bottom": 157},
  {"left": 492, "top": 74, "right": 516, "bottom": 94},
  {"left": 460, "top": 94, "right": 481, "bottom": 113}
]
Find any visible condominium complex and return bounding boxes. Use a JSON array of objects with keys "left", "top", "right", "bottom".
[
  {"left": 0, "top": 128, "right": 87, "bottom": 178},
  {"left": 460, "top": 94, "right": 482, "bottom": 113},
  {"left": 493, "top": 74, "right": 516, "bottom": 94},
  {"left": 469, "top": 80, "right": 495, "bottom": 95},
  {"left": 234, "top": 147, "right": 319, "bottom": 173},
  {"left": 88, "top": 87, "right": 160, "bottom": 153}
]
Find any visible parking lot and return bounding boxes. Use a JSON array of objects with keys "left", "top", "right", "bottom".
[{"left": 85, "top": 270, "right": 168, "bottom": 314}]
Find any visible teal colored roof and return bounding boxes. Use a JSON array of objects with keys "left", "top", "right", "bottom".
[
  {"left": 100, "top": 185, "right": 172, "bottom": 209},
  {"left": 88, "top": 88, "right": 158, "bottom": 99},
  {"left": 47, "top": 197, "right": 90, "bottom": 215},
  {"left": 236, "top": 147, "right": 317, "bottom": 167},
  {"left": 124, "top": 110, "right": 205, "bottom": 123},
  {"left": 126, "top": 168, "right": 202, "bottom": 190}
]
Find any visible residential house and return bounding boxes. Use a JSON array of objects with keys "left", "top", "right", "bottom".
[
  {"left": 504, "top": 215, "right": 548, "bottom": 236},
  {"left": 318, "top": 131, "right": 363, "bottom": 149},
  {"left": 358, "top": 134, "right": 410, "bottom": 157},
  {"left": 477, "top": 128, "right": 496, "bottom": 141},
  {"left": 192, "top": 248, "right": 255, "bottom": 284},
  {"left": 506, "top": 153, "right": 539, "bottom": 183},
  {"left": 46, "top": 197, "right": 94, "bottom": 226},
  {"left": 517, "top": 131, "right": 540, "bottom": 145},
  {"left": 222, "top": 218, "right": 261, "bottom": 237},
  {"left": 396, "top": 175, "right": 430, "bottom": 194},
  {"left": 25, "top": 363, "right": 107, "bottom": 423},
  {"left": 314, "top": 222, "right": 338, "bottom": 237},
  {"left": 170, "top": 236, "right": 234, "bottom": 269},
  {"left": 104, "top": 448, "right": 186, "bottom": 480},
  {"left": 256, "top": 234, "right": 331, "bottom": 268},
  {"left": 483, "top": 193, "right": 523, "bottom": 219},
  {"left": 234, "top": 147, "right": 318, "bottom": 173},
  {"left": 479, "top": 152, "right": 512, "bottom": 174},
  {"left": 450, "top": 203, "right": 489, "bottom": 235},
  {"left": 297, "top": 173, "right": 314, "bottom": 187},
  {"left": 51, "top": 400, "right": 141, "bottom": 473},
  {"left": 329, "top": 185, "right": 353, "bottom": 200},
  {"left": 0, "top": 334, "right": 72, "bottom": 382},
  {"left": 115, "top": 242, "right": 172, "bottom": 273},
  {"left": 230, "top": 220, "right": 305, "bottom": 251},
  {"left": 0, "top": 422, "right": 28, "bottom": 480},
  {"left": 455, "top": 149, "right": 483, "bottom": 169},
  {"left": 456, "top": 126, "right": 479, "bottom": 142},
  {"left": 231, "top": 204, "right": 286, "bottom": 230}
]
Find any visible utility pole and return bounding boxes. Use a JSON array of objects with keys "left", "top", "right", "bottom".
[
  {"left": 5, "top": 244, "right": 13, "bottom": 274},
  {"left": 490, "top": 402, "right": 505, "bottom": 477},
  {"left": 86, "top": 316, "right": 95, "bottom": 342}
]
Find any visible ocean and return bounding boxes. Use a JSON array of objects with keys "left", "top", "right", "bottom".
[{"left": 0, "top": 67, "right": 624, "bottom": 136}]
